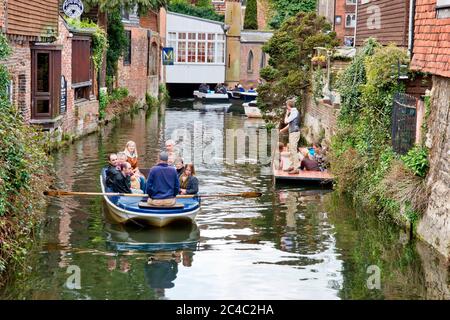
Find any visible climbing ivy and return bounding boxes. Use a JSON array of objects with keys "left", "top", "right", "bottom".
[
  {"left": 66, "top": 18, "right": 108, "bottom": 72},
  {"left": 244, "top": 0, "right": 258, "bottom": 30},
  {"left": 268, "top": 0, "right": 316, "bottom": 29}
]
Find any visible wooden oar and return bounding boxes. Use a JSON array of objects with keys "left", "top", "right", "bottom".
[{"left": 44, "top": 190, "right": 262, "bottom": 199}]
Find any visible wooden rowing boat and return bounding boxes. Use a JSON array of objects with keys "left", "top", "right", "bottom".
[
  {"left": 100, "top": 169, "right": 201, "bottom": 227},
  {"left": 272, "top": 161, "right": 334, "bottom": 186}
]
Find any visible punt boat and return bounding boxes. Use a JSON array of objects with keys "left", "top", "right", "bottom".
[
  {"left": 272, "top": 162, "right": 334, "bottom": 187},
  {"left": 227, "top": 90, "right": 258, "bottom": 102},
  {"left": 100, "top": 169, "right": 201, "bottom": 227},
  {"left": 193, "top": 90, "right": 229, "bottom": 102},
  {"left": 243, "top": 100, "right": 263, "bottom": 118}
]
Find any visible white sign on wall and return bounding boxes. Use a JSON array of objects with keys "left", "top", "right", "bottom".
[{"left": 63, "top": 0, "right": 84, "bottom": 19}]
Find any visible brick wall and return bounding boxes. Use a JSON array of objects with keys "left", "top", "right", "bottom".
[
  {"left": 240, "top": 42, "right": 266, "bottom": 89},
  {"left": 335, "top": 0, "right": 356, "bottom": 45},
  {"left": 0, "top": 0, "right": 4, "bottom": 31},
  {"left": 417, "top": 76, "right": 450, "bottom": 259},
  {"left": 118, "top": 26, "right": 149, "bottom": 102},
  {"left": 140, "top": 11, "right": 159, "bottom": 31},
  {"left": 2, "top": 41, "right": 32, "bottom": 121},
  {"left": 56, "top": 17, "right": 75, "bottom": 135},
  {"left": 411, "top": 0, "right": 450, "bottom": 78},
  {"left": 303, "top": 96, "right": 339, "bottom": 145}
]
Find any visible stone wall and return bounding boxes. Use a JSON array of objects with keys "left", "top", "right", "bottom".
[
  {"left": 302, "top": 96, "right": 339, "bottom": 145},
  {"left": 239, "top": 42, "right": 265, "bottom": 89},
  {"left": 417, "top": 75, "right": 450, "bottom": 260}
]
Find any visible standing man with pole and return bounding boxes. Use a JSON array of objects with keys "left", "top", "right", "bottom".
[{"left": 280, "top": 98, "right": 300, "bottom": 174}]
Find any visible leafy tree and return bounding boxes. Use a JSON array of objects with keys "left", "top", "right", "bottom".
[
  {"left": 168, "top": 0, "right": 224, "bottom": 22},
  {"left": 83, "top": 0, "right": 168, "bottom": 15},
  {"left": 269, "top": 0, "right": 316, "bottom": 29},
  {"left": 196, "top": 0, "right": 212, "bottom": 8},
  {"left": 244, "top": 0, "right": 258, "bottom": 30},
  {"left": 258, "top": 12, "right": 338, "bottom": 119}
]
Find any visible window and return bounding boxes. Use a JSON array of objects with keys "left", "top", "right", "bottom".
[
  {"left": 260, "top": 51, "right": 266, "bottom": 69},
  {"left": 346, "top": 0, "right": 357, "bottom": 4},
  {"left": 72, "top": 37, "right": 92, "bottom": 101},
  {"left": 437, "top": 0, "right": 450, "bottom": 18},
  {"left": 207, "top": 42, "right": 215, "bottom": 63},
  {"left": 168, "top": 31, "right": 225, "bottom": 64},
  {"left": 124, "top": 31, "right": 132, "bottom": 65},
  {"left": 188, "top": 42, "right": 196, "bottom": 63},
  {"left": 344, "top": 36, "right": 354, "bottom": 47},
  {"left": 345, "top": 14, "right": 356, "bottom": 28},
  {"left": 31, "top": 48, "right": 62, "bottom": 119},
  {"left": 121, "top": 7, "right": 130, "bottom": 21},
  {"left": 217, "top": 43, "right": 225, "bottom": 64},
  {"left": 247, "top": 50, "right": 254, "bottom": 73}
]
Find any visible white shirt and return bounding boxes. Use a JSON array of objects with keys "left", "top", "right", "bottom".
[{"left": 285, "top": 108, "right": 299, "bottom": 124}]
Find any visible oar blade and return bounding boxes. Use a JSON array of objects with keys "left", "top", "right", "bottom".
[
  {"left": 241, "top": 192, "right": 262, "bottom": 198},
  {"left": 44, "top": 190, "right": 68, "bottom": 196}
]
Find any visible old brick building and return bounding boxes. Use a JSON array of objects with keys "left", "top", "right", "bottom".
[
  {"left": 117, "top": 7, "right": 164, "bottom": 101},
  {"left": 318, "top": 0, "right": 357, "bottom": 46},
  {"left": 410, "top": 0, "right": 450, "bottom": 260},
  {"left": 0, "top": 0, "right": 99, "bottom": 139}
]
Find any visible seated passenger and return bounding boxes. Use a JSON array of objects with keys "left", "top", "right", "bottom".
[
  {"left": 105, "top": 153, "right": 119, "bottom": 190},
  {"left": 199, "top": 83, "right": 209, "bottom": 93},
  {"left": 238, "top": 84, "right": 245, "bottom": 92},
  {"left": 248, "top": 87, "right": 256, "bottom": 93},
  {"left": 124, "top": 140, "right": 139, "bottom": 172},
  {"left": 299, "top": 148, "right": 320, "bottom": 172},
  {"left": 219, "top": 84, "right": 228, "bottom": 94},
  {"left": 118, "top": 151, "right": 145, "bottom": 191},
  {"left": 174, "top": 157, "right": 185, "bottom": 178},
  {"left": 312, "top": 143, "right": 329, "bottom": 171},
  {"left": 179, "top": 164, "right": 199, "bottom": 195},
  {"left": 165, "top": 139, "right": 179, "bottom": 166},
  {"left": 146, "top": 152, "right": 180, "bottom": 207},
  {"left": 111, "top": 162, "right": 133, "bottom": 194}
]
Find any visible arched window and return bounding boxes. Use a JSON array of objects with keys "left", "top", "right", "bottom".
[
  {"left": 260, "top": 51, "right": 266, "bottom": 69},
  {"left": 247, "top": 50, "right": 254, "bottom": 73}
]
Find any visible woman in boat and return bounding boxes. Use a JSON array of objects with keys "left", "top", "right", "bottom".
[
  {"left": 179, "top": 164, "right": 199, "bottom": 195},
  {"left": 124, "top": 141, "right": 140, "bottom": 172},
  {"left": 174, "top": 157, "right": 184, "bottom": 178}
]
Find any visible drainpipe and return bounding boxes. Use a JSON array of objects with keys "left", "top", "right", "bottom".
[{"left": 408, "top": 0, "right": 416, "bottom": 57}]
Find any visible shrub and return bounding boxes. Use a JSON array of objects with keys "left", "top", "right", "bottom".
[
  {"left": 168, "top": 0, "right": 224, "bottom": 22},
  {"left": 401, "top": 145, "right": 429, "bottom": 178},
  {"left": 244, "top": 0, "right": 258, "bottom": 30}
]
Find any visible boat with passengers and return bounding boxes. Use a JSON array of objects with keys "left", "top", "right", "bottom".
[{"left": 100, "top": 168, "right": 201, "bottom": 227}]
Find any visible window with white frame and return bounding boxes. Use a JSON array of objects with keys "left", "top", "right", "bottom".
[
  {"left": 346, "top": 0, "right": 357, "bottom": 4},
  {"left": 345, "top": 14, "right": 356, "bottom": 28},
  {"left": 168, "top": 31, "right": 226, "bottom": 64}
]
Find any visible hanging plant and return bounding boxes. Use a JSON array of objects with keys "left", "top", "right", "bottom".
[{"left": 66, "top": 18, "right": 108, "bottom": 72}]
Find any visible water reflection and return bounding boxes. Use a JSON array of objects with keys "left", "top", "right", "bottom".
[
  {"left": 105, "top": 222, "right": 200, "bottom": 299},
  {"left": 1, "top": 101, "right": 449, "bottom": 300}
]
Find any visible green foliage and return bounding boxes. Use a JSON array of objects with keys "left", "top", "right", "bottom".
[
  {"left": 146, "top": 93, "right": 159, "bottom": 108},
  {"left": 244, "top": 0, "right": 258, "bottom": 30},
  {"left": 65, "top": 19, "right": 108, "bottom": 72},
  {"left": 0, "top": 36, "right": 52, "bottom": 282},
  {"left": 258, "top": 12, "right": 338, "bottom": 119},
  {"left": 84, "top": 0, "right": 167, "bottom": 15},
  {"left": 0, "top": 33, "right": 12, "bottom": 60},
  {"left": 269, "top": 0, "right": 316, "bottom": 29},
  {"left": 168, "top": 0, "right": 224, "bottom": 22},
  {"left": 158, "top": 84, "right": 170, "bottom": 103},
  {"left": 401, "top": 145, "right": 429, "bottom": 178},
  {"left": 312, "top": 68, "right": 325, "bottom": 101},
  {"left": 106, "top": 10, "right": 129, "bottom": 88},
  {"left": 99, "top": 90, "right": 108, "bottom": 120},
  {"left": 196, "top": 0, "right": 211, "bottom": 8},
  {"left": 110, "top": 87, "right": 129, "bottom": 101},
  {"left": 330, "top": 39, "right": 428, "bottom": 227}
]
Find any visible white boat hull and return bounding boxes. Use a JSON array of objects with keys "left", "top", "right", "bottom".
[{"left": 100, "top": 176, "right": 200, "bottom": 227}]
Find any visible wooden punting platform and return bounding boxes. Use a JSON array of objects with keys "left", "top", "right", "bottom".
[{"left": 273, "top": 167, "right": 334, "bottom": 186}]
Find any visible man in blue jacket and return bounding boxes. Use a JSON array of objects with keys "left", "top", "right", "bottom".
[{"left": 146, "top": 152, "right": 180, "bottom": 207}]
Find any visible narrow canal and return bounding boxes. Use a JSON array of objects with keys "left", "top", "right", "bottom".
[{"left": 1, "top": 100, "right": 448, "bottom": 300}]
